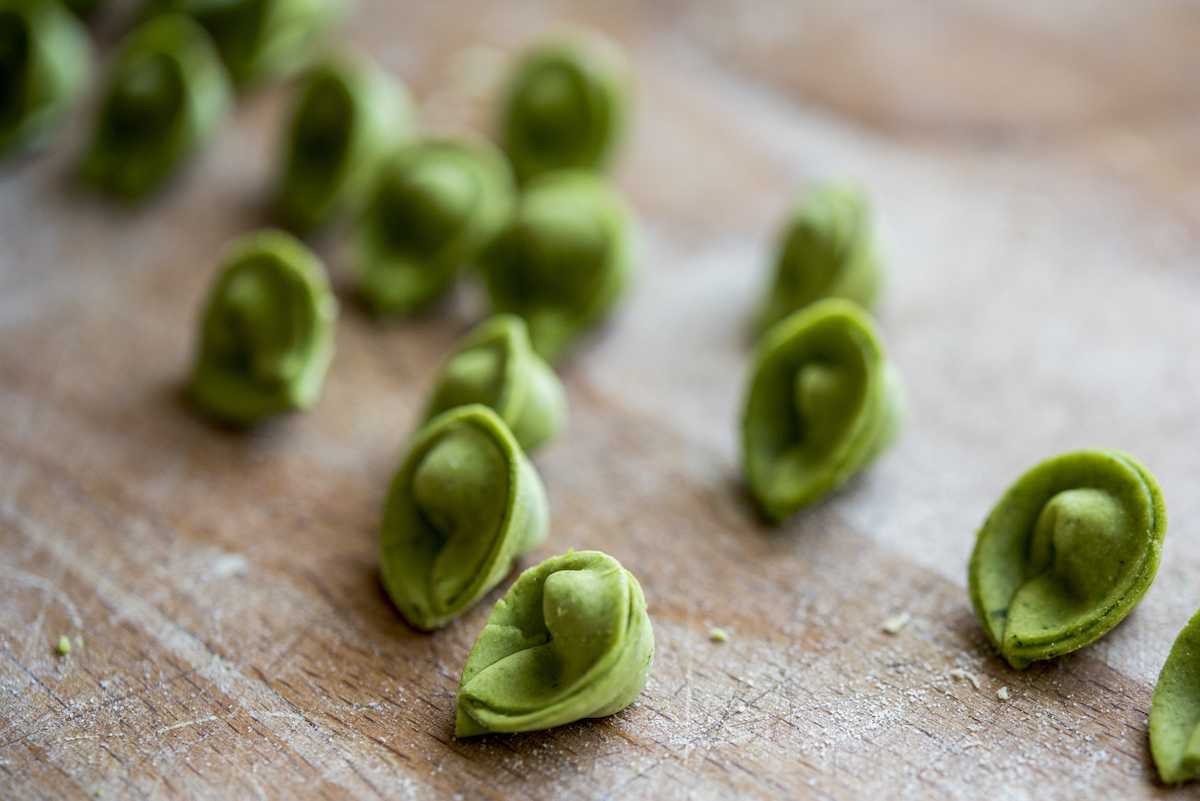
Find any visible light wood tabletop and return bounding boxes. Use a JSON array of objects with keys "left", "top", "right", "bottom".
[{"left": 5, "top": 1, "right": 1200, "bottom": 798}]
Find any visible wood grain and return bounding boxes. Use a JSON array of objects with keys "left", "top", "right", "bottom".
[{"left": 4, "top": 1, "right": 1200, "bottom": 798}]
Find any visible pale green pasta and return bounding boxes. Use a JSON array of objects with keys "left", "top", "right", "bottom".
[
  {"left": 478, "top": 168, "right": 636, "bottom": 364},
  {"left": 423, "top": 314, "right": 566, "bottom": 453},
  {"left": 499, "top": 29, "right": 630, "bottom": 184},
  {"left": 273, "top": 50, "right": 414, "bottom": 236},
  {"left": 82, "top": 13, "right": 232, "bottom": 200},
  {"left": 742, "top": 298, "right": 903, "bottom": 521},
  {"left": 189, "top": 228, "right": 337, "bottom": 426},
  {"left": 354, "top": 136, "right": 513, "bottom": 316},
  {"left": 969, "top": 449, "right": 1166, "bottom": 669},
  {"left": 1152, "top": 606, "right": 1200, "bottom": 784},
  {"left": 379, "top": 404, "right": 548, "bottom": 632},
  {"left": 0, "top": 0, "right": 90, "bottom": 158},
  {"left": 756, "top": 182, "right": 881, "bottom": 334},
  {"left": 139, "top": 0, "right": 344, "bottom": 85},
  {"left": 456, "top": 550, "right": 654, "bottom": 737}
]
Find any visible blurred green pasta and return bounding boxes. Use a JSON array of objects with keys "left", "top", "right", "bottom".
[
  {"left": 423, "top": 314, "right": 567, "bottom": 453},
  {"left": 353, "top": 136, "right": 514, "bottom": 316},
  {"left": 189, "top": 228, "right": 337, "bottom": 426},
  {"left": 140, "top": 0, "right": 344, "bottom": 85},
  {"left": 478, "top": 168, "right": 636, "bottom": 364},
  {"left": 756, "top": 182, "right": 881, "bottom": 334},
  {"left": 273, "top": 49, "right": 413, "bottom": 236},
  {"left": 82, "top": 13, "right": 232, "bottom": 200},
  {"left": 0, "top": 0, "right": 90, "bottom": 158},
  {"left": 61, "top": 0, "right": 100, "bottom": 16},
  {"left": 379, "top": 404, "right": 548, "bottom": 632},
  {"left": 456, "top": 550, "right": 654, "bottom": 737},
  {"left": 969, "top": 449, "right": 1166, "bottom": 669},
  {"left": 499, "top": 28, "right": 630, "bottom": 184},
  {"left": 742, "top": 298, "right": 903, "bottom": 521}
]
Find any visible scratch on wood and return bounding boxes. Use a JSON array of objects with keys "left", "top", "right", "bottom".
[{"left": 156, "top": 716, "right": 220, "bottom": 735}]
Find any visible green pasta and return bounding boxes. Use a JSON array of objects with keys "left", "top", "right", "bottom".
[
  {"left": 423, "top": 314, "right": 566, "bottom": 453},
  {"left": 139, "top": 0, "right": 343, "bottom": 85},
  {"left": 82, "top": 13, "right": 232, "bottom": 200},
  {"left": 969, "top": 449, "right": 1166, "bottom": 669},
  {"left": 379, "top": 404, "right": 548, "bottom": 632},
  {"left": 478, "top": 168, "right": 636, "bottom": 364},
  {"left": 499, "top": 29, "right": 630, "bottom": 184},
  {"left": 353, "top": 136, "right": 513, "bottom": 316},
  {"left": 455, "top": 549, "right": 654, "bottom": 737},
  {"left": 742, "top": 298, "right": 903, "bottom": 521},
  {"left": 1152, "top": 606, "right": 1200, "bottom": 784},
  {"left": 0, "top": 0, "right": 90, "bottom": 158},
  {"left": 189, "top": 228, "right": 337, "bottom": 426},
  {"left": 756, "top": 182, "right": 881, "bottom": 334},
  {"left": 273, "top": 50, "right": 413, "bottom": 236},
  {"left": 61, "top": 0, "right": 100, "bottom": 16}
]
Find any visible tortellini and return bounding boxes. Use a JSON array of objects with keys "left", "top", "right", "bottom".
[
  {"left": 756, "top": 182, "right": 881, "bottom": 334},
  {"left": 0, "top": 0, "right": 90, "bottom": 158},
  {"left": 353, "top": 137, "right": 513, "bottom": 316},
  {"left": 969, "top": 449, "right": 1166, "bottom": 669},
  {"left": 478, "top": 168, "right": 636, "bottom": 364},
  {"left": 498, "top": 29, "right": 630, "bottom": 184},
  {"left": 741, "top": 298, "right": 903, "bottom": 521},
  {"left": 189, "top": 228, "right": 337, "bottom": 426},
  {"left": 379, "top": 404, "right": 548, "bottom": 632},
  {"left": 273, "top": 50, "right": 413, "bottom": 236},
  {"left": 1151, "top": 606, "right": 1200, "bottom": 784},
  {"left": 82, "top": 13, "right": 232, "bottom": 200},
  {"left": 139, "top": 0, "right": 343, "bottom": 85},
  {"left": 423, "top": 314, "right": 566, "bottom": 453},
  {"left": 455, "top": 550, "right": 654, "bottom": 737}
]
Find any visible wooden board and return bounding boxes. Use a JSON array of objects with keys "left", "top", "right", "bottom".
[{"left": 5, "top": 0, "right": 1200, "bottom": 797}]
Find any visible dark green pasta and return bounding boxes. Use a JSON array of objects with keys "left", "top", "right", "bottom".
[
  {"left": 456, "top": 550, "right": 653, "bottom": 736},
  {"left": 756, "top": 182, "right": 881, "bottom": 334},
  {"left": 379, "top": 404, "right": 548, "bottom": 632},
  {"left": 478, "top": 168, "right": 636, "bottom": 364},
  {"left": 742, "top": 298, "right": 903, "bottom": 521},
  {"left": 499, "top": 29, "right": 630, "bottom": 184},
  {"left": 969, "top": 449, "right": 1166, "bottom": 669},
  {"left": 61, "top": 0, "right": 101, "bottom": 16},
  {"left": 0, "top": 0, "right": 89, "bottom": 158},
  {"left": 273, "top": 50, "right": 413, "bottom": 236},
  {"left": 82, "top": 13, "right": 232, "bottom": 200},
  {"left": 140, "top": 0, "right": 343, "bottom": 85},
  {"left": 354, "top": 136, "right": 514, "bottom": 316},
  {"left": 189, "top": 228, "right": 337, "bottom": 426}
]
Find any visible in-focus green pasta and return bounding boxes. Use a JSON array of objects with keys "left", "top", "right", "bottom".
[
  {"left": 455, "top": 550, "right": 654, "bottom": 737},
  {"left": 499, "top": 28, "right": 630, "bottom": 184},
  {"left": 139, "top": 0, "right": 343, "bottom": 85},
  {"left": 189, "top": 228, "right": 337, "bottom": 426},
  {"left": 353, "top": 136, "right": 513, "bottom": 316},
  {"left": 423, "top": 314, "right": 566, "bottom": 453},
  {"left": 1151, "top": 606, "right": 1200, "bottom": 784},
  {"left": 742, "top": 298, "right": 903, "bottom": 521},
  {"left": 478, "top": 168, "right": 636, "bottom": 364},
  {"left": 82, "top": 13, "right": 232, "bottom": 200},
  {"left": 756, "top": 182, "right": 881, "bottom": 334},
  {"left": 273, "top": 50, "right": 413, "bottom": 236},
  {"left": 0, "top": 0, "right": 90, "bottom": 158},
  {"left": 379, "top": 404, "right": 548, "bottom": 632},
  {"left": 969, "top": 449, "right": 1166, "bottom": 669}
]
